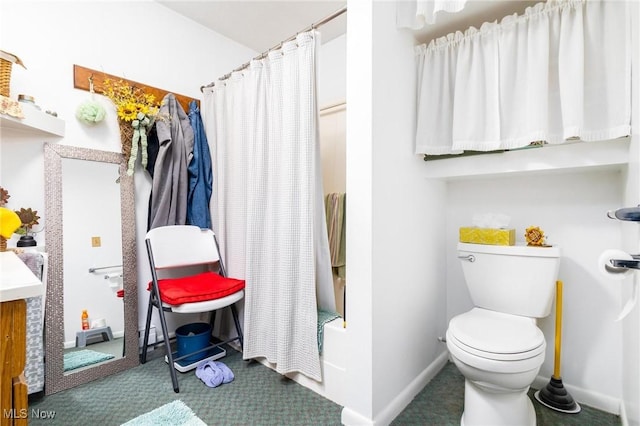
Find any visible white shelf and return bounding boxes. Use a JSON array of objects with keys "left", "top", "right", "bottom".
[
  {"left": 422, "top": 138, "right": 630, "bottom": 181},
  {"left": 0, "top": 105, "right": 65, "bottom": 137}
]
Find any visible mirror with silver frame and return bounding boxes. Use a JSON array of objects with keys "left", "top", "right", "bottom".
[{"left": 44, "top": 143, "right": 138, "bottom": 394}]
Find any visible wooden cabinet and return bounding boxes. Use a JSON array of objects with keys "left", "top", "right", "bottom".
[{"left": 0, "top": 252, "right": 44, "bottom": 426}]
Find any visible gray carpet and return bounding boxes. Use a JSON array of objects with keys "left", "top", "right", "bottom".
[
  {"left": 30, "top": 348, "right": 620, "bottom": 425},
  {"left": 31, "top": 347, "right": 342, "bottom": 425},
  {"left": 393, "top": 362, "right": 621, "bottom": 426}
]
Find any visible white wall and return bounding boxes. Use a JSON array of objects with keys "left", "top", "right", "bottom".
[
  {"left": 342, "top": 1, "right": 375, "bottom": 423},
  {"left": 318, "top": 34, "right": 346, "bottom": 108},
  {"left": 343, "top": 1, "right": 448, "bottom": 424},
  {"left": 318, "top": 34, "right": 347, "bottom": 197},
  {"left": 371, "top": 1, "right": 448, "bottom": 421},
  {"left": 0, "top": 1, "right": 256, "bottom": 344}
]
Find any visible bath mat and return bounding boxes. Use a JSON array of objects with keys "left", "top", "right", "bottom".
[
  {"left": 63, "top": 349, "right": 115, "bottom": 372},
  {"left": 121, "top": 400, "right": 206, "bottom": 426}
]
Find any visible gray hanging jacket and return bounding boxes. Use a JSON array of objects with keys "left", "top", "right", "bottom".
[{"left": 148, "top": 93, "right": 194, "bottom": 229}]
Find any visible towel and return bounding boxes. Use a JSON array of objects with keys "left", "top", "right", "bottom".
[
  {"left": 317, "top": 309, "right": 340, "bottom": 354},
  {"left": 325, "top": 193, "right": 346, "bottom": 279}
]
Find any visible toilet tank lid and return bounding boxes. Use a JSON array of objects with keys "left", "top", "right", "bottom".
[{"left": 457, "top": 242, "right": 560, "bottom": 257}]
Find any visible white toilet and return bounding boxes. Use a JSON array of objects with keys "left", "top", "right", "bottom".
[{"left": 446, "top": 242, "right": 561, "bottom": 426}]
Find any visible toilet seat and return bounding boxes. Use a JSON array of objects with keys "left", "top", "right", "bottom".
[{"left": 447, "top": 308, "right": 546, "bottom": 362}]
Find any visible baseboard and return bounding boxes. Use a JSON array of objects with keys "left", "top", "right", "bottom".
[
  {"left": 620, "top": 399, "right": 629, "bottom": 426},
  {"left": 341, "top": 350, "right": 449, "bottom": 426},
  {"left": 342, "top": 407, "right": 376, "bottom": 426},
  {"left": 533, "top": 375, "right": 622, "bottom": 416},
  {"left": 374, "top": 351, "right": 450, "bottom": 425}
]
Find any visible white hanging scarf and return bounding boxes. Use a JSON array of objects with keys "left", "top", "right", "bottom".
[
  {"left": 202, "top": 30, "right": 334, "bottom": 381},
  {"left": 414, "top": 0, "right": 631, "bottom": 155}
]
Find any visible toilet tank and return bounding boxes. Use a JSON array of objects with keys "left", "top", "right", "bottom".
[{"left": 457, "top": 242, "right": 561, "bottom": 318}]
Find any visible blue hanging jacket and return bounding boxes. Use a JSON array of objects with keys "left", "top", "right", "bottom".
[{"left": 187, "top": 100, "right": 213, "bottom": 229}]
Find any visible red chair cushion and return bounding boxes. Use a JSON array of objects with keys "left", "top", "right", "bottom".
[{"left": 147, "top": 272, "right": 245, "bottom": 305}]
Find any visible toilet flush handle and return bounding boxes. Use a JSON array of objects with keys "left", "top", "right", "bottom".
[{"left": 458, "top": 254, "right": 475, "bottom": 262}]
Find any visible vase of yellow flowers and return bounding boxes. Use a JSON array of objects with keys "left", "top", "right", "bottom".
[
  {"left": 101, "top": 78, "right": 159, "bottom": 175},
  {"left": 0, "top": 186, "right": 20, "bottom": 252},
  {"left": 0, "top": 187, "right": 39, "bottom": 251}
]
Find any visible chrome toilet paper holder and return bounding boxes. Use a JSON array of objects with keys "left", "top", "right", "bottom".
[
  {"left": 607, "top": 206, "right": 640, "bottom": 222},
  {"left": 605, "top": 207, "right": 640, "bottom": 271},
  {"left": 607, "top": 255, "right": 640, "bottom": 272}
]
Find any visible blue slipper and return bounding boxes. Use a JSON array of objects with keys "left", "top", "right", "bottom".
[
  {"left": 214, "top": 361, "right": 234, "bottom": 384},
  {"left": 195, "top": 361, "right": 223, "bottom": 388}
]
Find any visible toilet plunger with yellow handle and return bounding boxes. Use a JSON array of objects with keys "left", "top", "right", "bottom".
[{"left": 534, "top": 280, "right": 581, "bottom": 413}]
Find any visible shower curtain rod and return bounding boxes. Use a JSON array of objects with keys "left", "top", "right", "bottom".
[{"left": 200, "top": 5, "right": 347, "bottom": 92}]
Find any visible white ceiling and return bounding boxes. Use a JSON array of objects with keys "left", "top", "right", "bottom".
[
  {"left": 157, "top": 1, "right": 347, "bottom": 53},
  {"left": 157, "top": 1, "right": 541, "bottom": 53}
]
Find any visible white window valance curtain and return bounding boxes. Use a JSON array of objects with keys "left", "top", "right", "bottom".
[
  {"left": 397, "top": 0, "right": 468, "bottom": 29},
  {"left": 415, "top": 0, "right": 631, "bottom": 155}
]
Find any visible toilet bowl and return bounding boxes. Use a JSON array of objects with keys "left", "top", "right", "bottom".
[
  {"left": 448, "top": 243, "right": 561, "bottom": 426},
  {"left": 447, "top": 308, "right": 546, "bottom": 426}
]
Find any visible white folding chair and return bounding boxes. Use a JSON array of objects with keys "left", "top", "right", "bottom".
[{"left": 139, "top": 225, "right": 244, "bottom": 393}]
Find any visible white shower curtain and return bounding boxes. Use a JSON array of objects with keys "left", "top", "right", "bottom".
[{"left": 202, "top": 31, "right": 334, "bottom": 381}]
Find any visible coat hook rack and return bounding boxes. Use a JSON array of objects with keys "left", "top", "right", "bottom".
[{"left": 73, "top": 64, "right": 197, "bottom": 113}]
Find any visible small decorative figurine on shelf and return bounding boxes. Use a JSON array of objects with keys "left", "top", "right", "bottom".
[
  {"left": 525, "top": 226, "right": 546, "bottom": 246},
  {"left": 14, "top": 207, "right": 40, "bottom": 248}
]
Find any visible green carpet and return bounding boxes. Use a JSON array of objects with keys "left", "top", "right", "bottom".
[
  {"left": 30, "top": 347, "right": 343, "bottom": 425},
  {"left": 392, "top": 362, "right": 621, "bottom": 426},
  {"left": 121, "top": 400, "right": 205, "bottom": 426},
  {"left": 63, "top": 349, "right": 115, "bottom": 372},
  {"left": 31, "top": 347, "right": 620, "bottom": 425}
]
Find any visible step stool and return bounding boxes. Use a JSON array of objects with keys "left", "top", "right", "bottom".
[{"left": 76, "top": 326, "right": 113, "bottom": 347}]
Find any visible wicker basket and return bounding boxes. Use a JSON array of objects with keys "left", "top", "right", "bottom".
[
  {"left": 0, "top": 50, "right": 26, "bottom": 98},
  {"left": 118, "top": 119, "right": 133, "bottom": 160},
  {"left": 0, "top": 236, "right": 7, "bottom": 252},
  {"left": 0, "top": 57, "right": 12, "bottom": 98}
]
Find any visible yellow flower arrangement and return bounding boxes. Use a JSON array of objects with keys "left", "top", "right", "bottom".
[
  {"left": 101, "top": 78, "right": 160, "bottom": 175},
  {"left": 102, "top": 78, "right": 159, "bottom": 122}
]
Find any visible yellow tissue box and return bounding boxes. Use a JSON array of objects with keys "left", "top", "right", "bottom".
[{"left": 459, "top": 227, "right": 515, "bottom": 246}]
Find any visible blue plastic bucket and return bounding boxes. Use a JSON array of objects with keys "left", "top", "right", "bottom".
[{"left": 175, "top": 322, "right": 212, "bottom": 364}]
